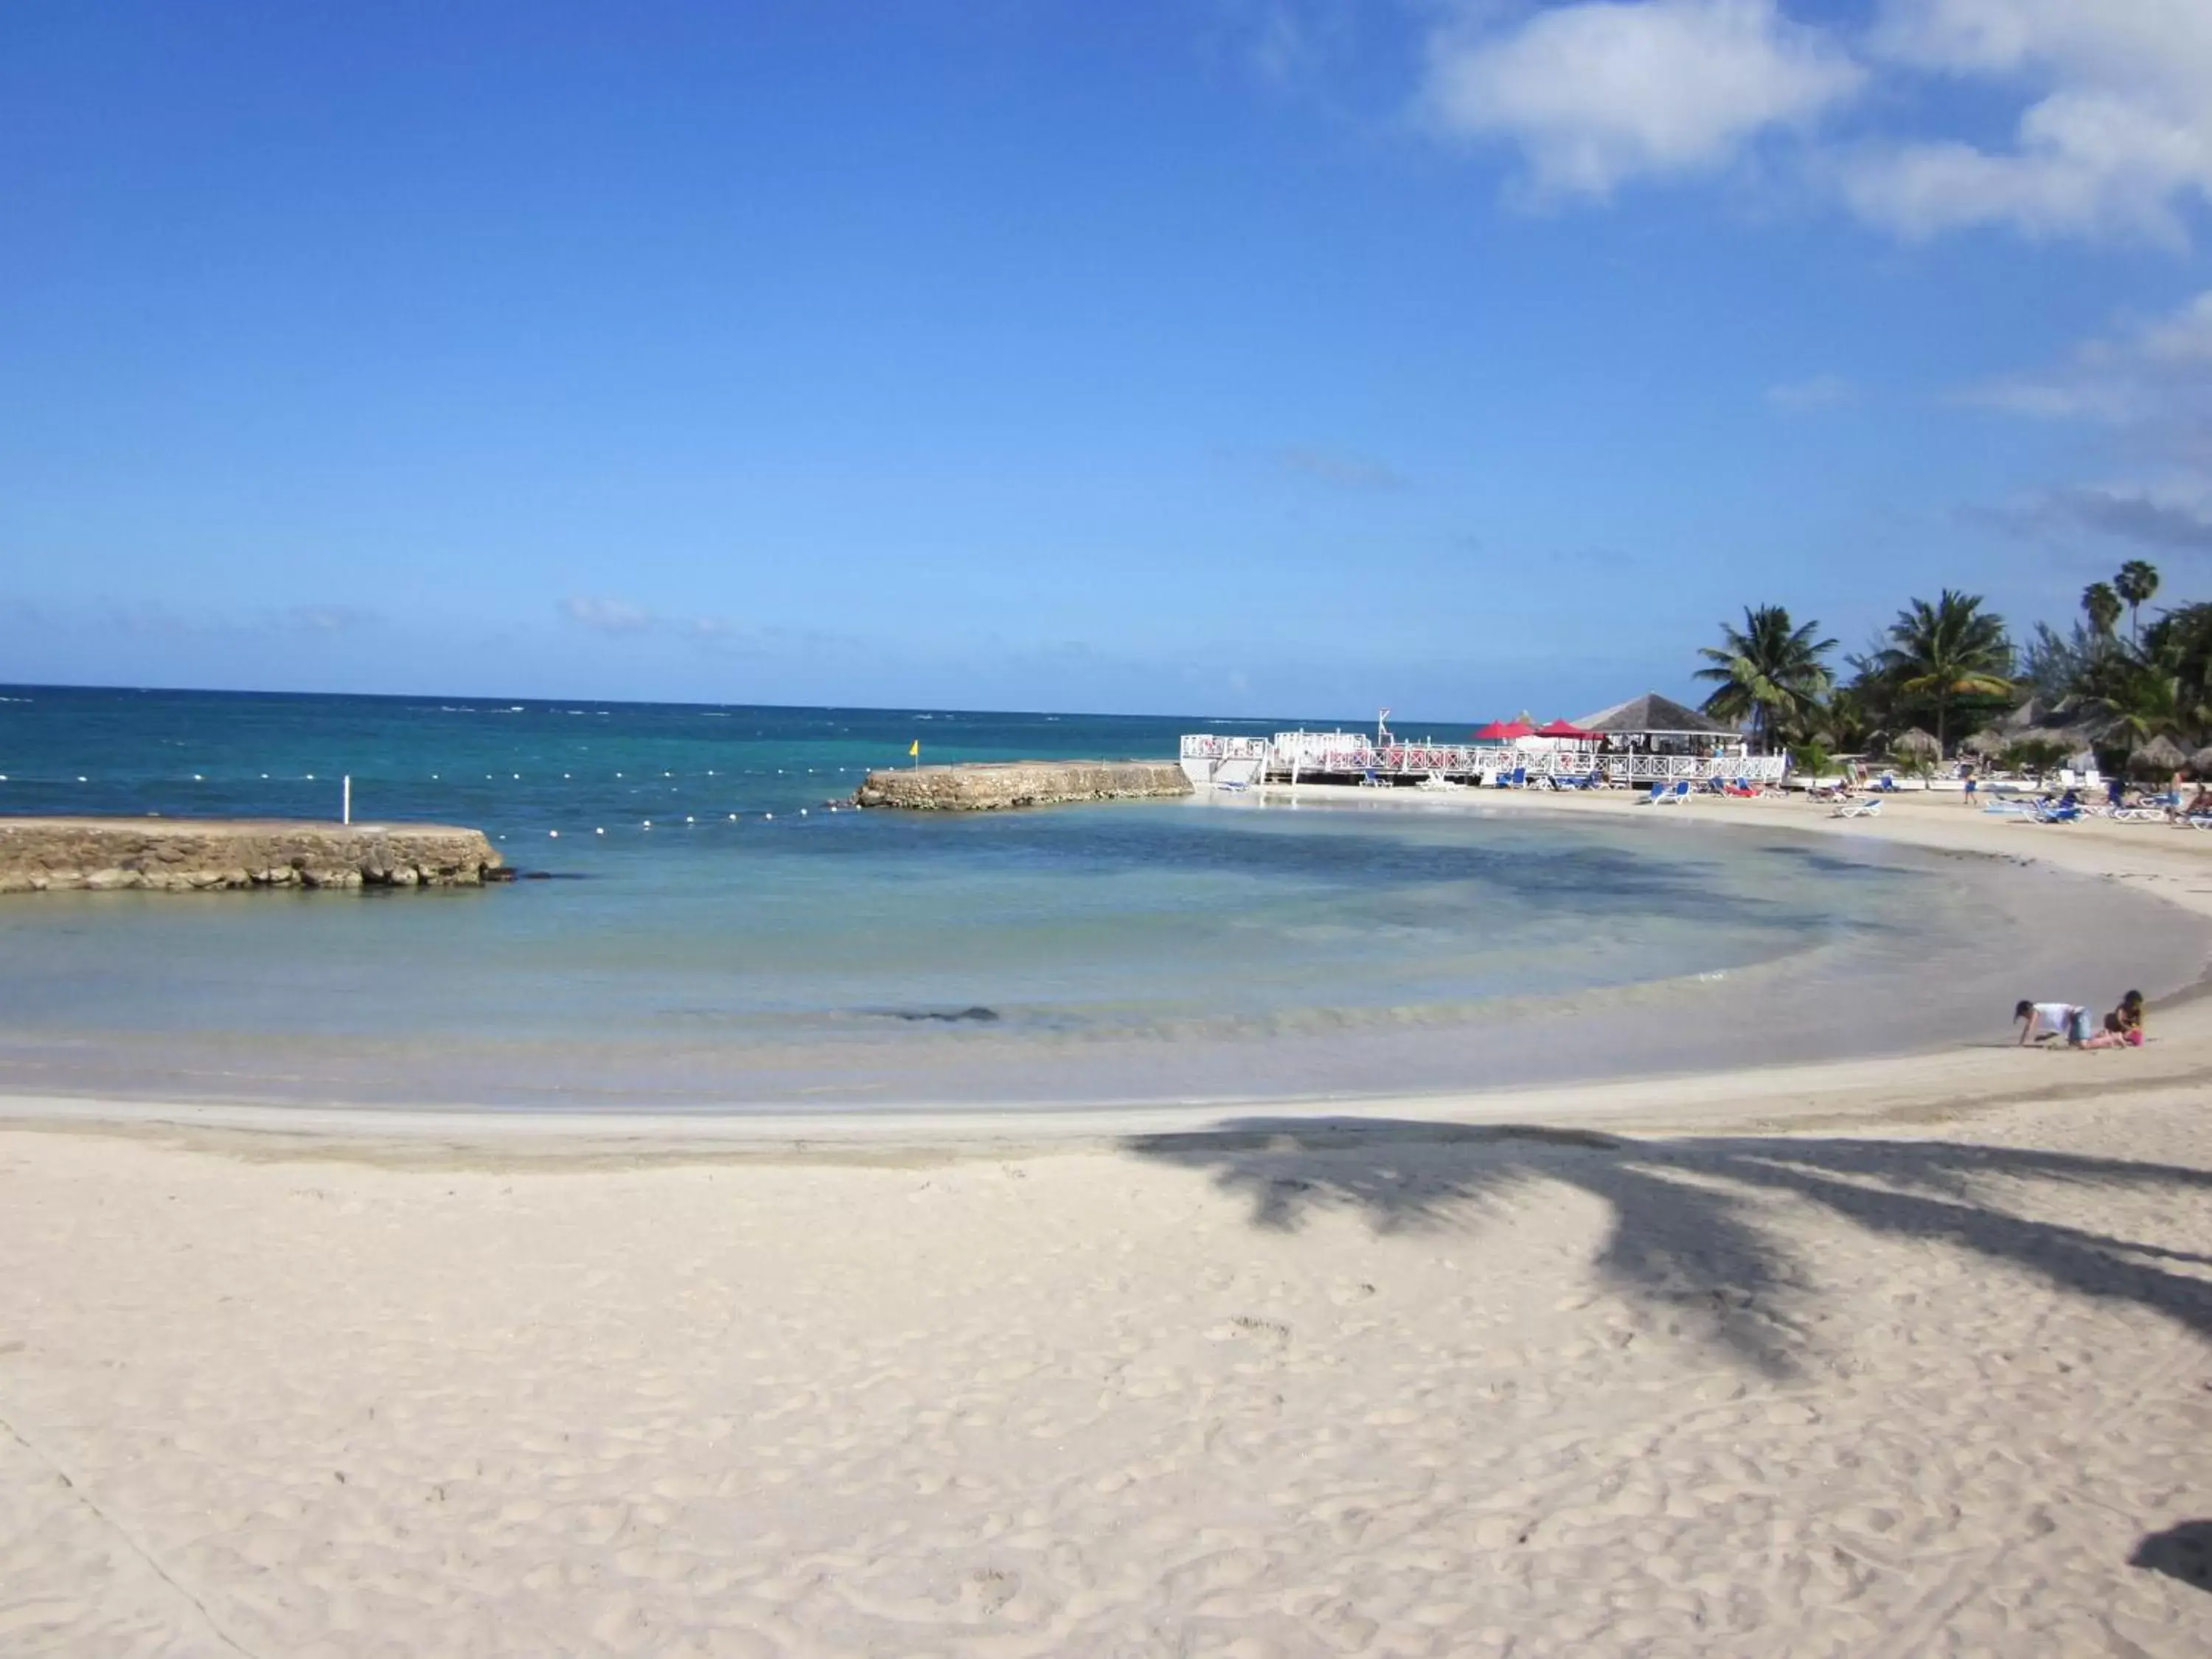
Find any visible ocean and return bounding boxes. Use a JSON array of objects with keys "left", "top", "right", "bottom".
[{"left": 1, "top": 685, "right": 2199, "bottom": 1110}]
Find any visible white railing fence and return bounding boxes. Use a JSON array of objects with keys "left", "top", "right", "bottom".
[{"left": 1180, "top": 733, "right": 1787, "bottom": 787}]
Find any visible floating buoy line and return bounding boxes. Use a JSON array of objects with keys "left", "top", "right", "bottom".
[{"left": 0, "top": 761, "right": 877, "bottom": 844}]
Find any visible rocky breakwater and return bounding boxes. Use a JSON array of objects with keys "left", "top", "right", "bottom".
[
  {"left": 855, "top": 759, "right": 1192, "bottom": 811},
  {"left": 0, "top": 818, "right": 508, "bottom": 894}
]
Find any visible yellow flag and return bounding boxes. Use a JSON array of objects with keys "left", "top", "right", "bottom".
[{"left": 909, "top": 740, "right": 920, "bottom": 758}]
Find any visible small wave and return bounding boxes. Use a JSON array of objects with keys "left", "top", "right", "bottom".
[{"left": 870, "top": 1006, "right": 1001, "bottom": 1024}]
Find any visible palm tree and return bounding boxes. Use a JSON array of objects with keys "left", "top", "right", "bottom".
[
  {"left": 1810, "top": 683, "right": 1875, "bottom": 754},
  {"left": 1694, "top": 604, "right": 1837, "bottom": 754},
  {"left": 2081, "top": 581, "right": 2122, "bottom": 638},
  {"left": 2099, "top": 669, "right": 2192, "bottom": 748},
  {"left": 2115, "top": 559, "right": 2160, "bottom": 647},
  {"left": 1874, "top": 590, "right": 2014, "bottom": 755},
  {"left": 2073, "top": 657, "right": 2211, "bottom": 754},
  {"left": 2144, "top": 602, "right": 2212, "bottom": 744}
]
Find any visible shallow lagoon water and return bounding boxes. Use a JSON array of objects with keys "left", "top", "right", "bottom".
[{"left": 1, "top": 689, "right": 2202, "bottom": 1109}]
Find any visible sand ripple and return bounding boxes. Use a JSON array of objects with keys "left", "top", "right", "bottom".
[{"left": 3, "top": 1087, "right": 2210, "bottom": 1655}]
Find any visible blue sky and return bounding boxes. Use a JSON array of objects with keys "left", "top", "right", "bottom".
[{"left": 4, "top": 1, "right": 2210, "bottom": 718}]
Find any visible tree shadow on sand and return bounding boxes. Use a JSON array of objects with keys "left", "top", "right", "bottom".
[
  {"left": 2131, "top": 1521, "right": 2212, "bottom": 1592},
  {"left": 1122, "top": 1119, "right": 2212, "bottom": 1379}
]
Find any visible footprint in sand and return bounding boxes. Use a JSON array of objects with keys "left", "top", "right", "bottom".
[
  {"left": 1206, "top": 1315, "right": 1292, "bottom": 1347},
  {"left": 961, "top": 1568, "right": 1018, "bottom": 1618}
]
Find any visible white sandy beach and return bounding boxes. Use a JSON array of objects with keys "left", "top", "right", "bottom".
[{"left": 3, "top": 793, "right": 2211, "bottom": 1655}]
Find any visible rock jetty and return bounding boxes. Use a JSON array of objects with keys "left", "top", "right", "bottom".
[
  {"left": 0, "top": 818, "right": 507, "bottom": 894},
  {"left": 855, "top": 760, "right": 1192, "bottom": 811}
]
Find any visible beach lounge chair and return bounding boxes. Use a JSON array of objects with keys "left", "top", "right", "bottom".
[
  {"left": 1831, "top": 797, "right": 1882, "bottom": 818},
  {"left": 1640, "top": 782, "right": 1666, "bottom": 804},
  {"left": 1654, "top": 780, "right": 1690, "bottom": 805}
]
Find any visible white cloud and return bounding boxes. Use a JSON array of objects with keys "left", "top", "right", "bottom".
[
  {"left": 560, "top": 596, "right": 656, "bottom": 636},
  {"left": 1420, "top": 0, "right": 1864, "bottom": 196},
  {"left": 1411, "top": 1, "right": 2212, "bottom": 244},
  {"left": 1841, "top": 94, "right": 2212, "bottom": 245},
  {"left": 1269, "top": 443, "right": 1408, "bottom": 490},
  {"left": 1767, "top": 373, "right": 1853, "bottom": 409},
  {"left": 1206, "top": 0, "right": 1358, "bottom": 95},
  {"left": 1820, "top": 1, "right": 2212, "bottom": 242},
  {"left": 1957, "top": 290, "right": 2212, "bottom": 422},
  {"left": 560, "top": 596, "right": 749, "bottom": 648},
  {"left": 1214, "top": 442, "right": 1409, "bottom": 490},
  {"left": 1966, "top": 290, "right": 2212, "bottom": 553}
]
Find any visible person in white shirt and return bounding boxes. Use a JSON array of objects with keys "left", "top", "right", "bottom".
[{"left": 2014, "top": 1000, "right": 2121, "bottom": 1048}]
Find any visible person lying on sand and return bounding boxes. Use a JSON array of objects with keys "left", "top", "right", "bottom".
[
  {"left": 2015, "top": 1000, "right": 2130, "bottom": 1049},
  {"left": 2104, "top": 990, "right": 2147, "bottom": 1046}
]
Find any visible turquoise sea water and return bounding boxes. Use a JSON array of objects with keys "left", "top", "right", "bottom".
[{"left": 1, "top": 686, "right": 2201, "bottom": 1110}]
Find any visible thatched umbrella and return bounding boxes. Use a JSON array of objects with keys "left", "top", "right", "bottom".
[
  {"left": 2129, "top": 733, "right": 2190, "bottom": 779},
  {"left": 1888, "top": 727, "right": 1942, "bottom": 765},
  {"left": 2191, "top": 744, "right": 2212, "bottom": 781},
  {"left": 1958, "top": 728, "right": 2008, "bottom": 759}
]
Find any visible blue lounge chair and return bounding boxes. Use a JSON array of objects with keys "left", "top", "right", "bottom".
[{"left": 1641, "top": 782, "right": 1666, "bottom": 804}]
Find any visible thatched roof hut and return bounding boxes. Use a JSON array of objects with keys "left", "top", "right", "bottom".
[
  {"left": 2128, "top": 734, "right": 2191, "bottom": 778},
  {"left": 1573, "top": 692, "right": 1733, "bottom": 737},
  {"left": 1958, "top": 727, "right": 2008, "bottom": 758},
  {"left": 1888, "top": 727, "right": 1941, "bottom": 762},
  {"left": 2191, "top": 745, "right": 2212, "bottom": 781}
]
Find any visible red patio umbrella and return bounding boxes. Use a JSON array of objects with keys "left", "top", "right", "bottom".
[
  {"left": 1534, "top": 719, "right": 1597, "bottom": 740},
  {"left": 1473, "top": 720, "right": 1535, "bottom": 740}
]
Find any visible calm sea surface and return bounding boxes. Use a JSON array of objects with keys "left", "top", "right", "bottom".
[{"left": 0, "top": 686, "right": 2200, "bottom": 1110}]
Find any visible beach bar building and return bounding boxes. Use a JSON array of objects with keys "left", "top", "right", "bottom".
[
  {"left": 1179, "top": 691, "right": 1784, "bottom": 789},
  {"left": 1570, "top": 692, "right": 1778, "bottom": 785}
]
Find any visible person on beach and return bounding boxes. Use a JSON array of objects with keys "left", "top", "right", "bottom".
[
  {"left": 1961, "top": 764, "right": 1978, "bottom": 807},
  {"left": 2014, "top": 1000, "right": 2129, "bottom": 1049},
  {"left": 2104, "top": 990, "right": 2147, "bottom": 1046},
  {"left": 2017, "top": 1001, "right": 2089, "bottom": 1046}
]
